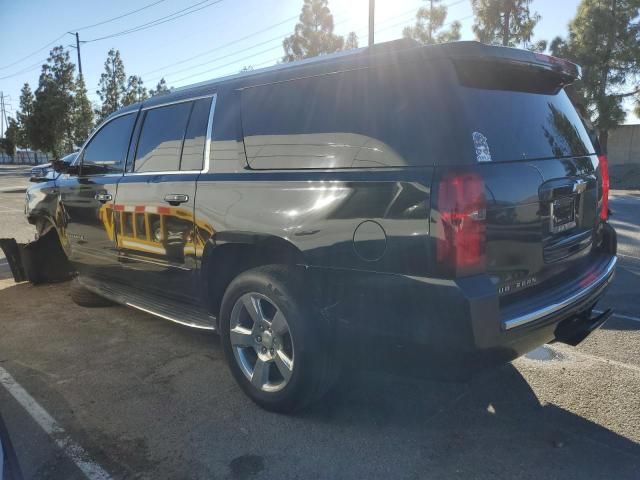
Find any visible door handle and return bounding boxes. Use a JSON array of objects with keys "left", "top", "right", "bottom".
[
  {"left": 164, "top": 193, "right": 189, "bottom": 206},
  {"left": 95, "top": 193, "right": 112, "bottom": 203}
]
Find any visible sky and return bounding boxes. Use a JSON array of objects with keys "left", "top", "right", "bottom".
[{"left": 0, "top": 0, "right": 638, "bottom": 135}]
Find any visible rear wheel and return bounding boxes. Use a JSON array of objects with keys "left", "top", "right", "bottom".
[
  {"left": 69, "top": 278, "right": 114, "bottom": 308},
  {"left": 220, "top": 265, "right": 335, "bottom": 412}
]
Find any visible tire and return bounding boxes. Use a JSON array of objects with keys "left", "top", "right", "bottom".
[
  {"left": 219, "top": 265, "right": 336, "bottom": 413},
  {"left": 69, "top": 278, "right": 114, "bottom": 307}
]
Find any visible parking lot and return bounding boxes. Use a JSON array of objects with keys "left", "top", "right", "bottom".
[{"left": 1, "top": 165, "right": 639, "bottom": 479}]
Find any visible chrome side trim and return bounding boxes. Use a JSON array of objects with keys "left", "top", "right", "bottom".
[
  {"left": 125, "top": 302, "right": 215, "bottom": 331},
  {"left": 203, "top": 93, "right": 217, "bottom": 173},
  {"left": 78, "top": 275, "right": 216, "bottom": 330},
  {"left": 502, "top": 256, "right": 617, "bottom": 331},
  {"left": 124, "top": 170, "right": 201, "bottom": 176},
  {"left": 122, "top": 93, "right": 217, "bottom": 176},
  {"left": 140, "top": 93, "right": 216, "bottom": 111}
]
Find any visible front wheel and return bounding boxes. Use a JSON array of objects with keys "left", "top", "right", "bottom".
[{"left": 219, "top": 265, "right": 335, "bottom": 413}]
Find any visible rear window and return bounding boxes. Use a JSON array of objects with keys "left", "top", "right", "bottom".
[
  {"left": 455, "top": 62, "right": 594, "bottom": 162},
  {"left": 240, "top": 60, "right": 457, "bottom": 169}
]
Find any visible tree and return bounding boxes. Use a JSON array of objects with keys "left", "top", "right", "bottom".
[
  {"left": 149, "top": 78, "right": 170, "bottom": 97},
  {"left": 550, "top": 0, "right": 640, "bottom": 151},
  {"left": 1, "top": 117, "right": 18, "bottom": 155},
  {"left": 16, "top": 83, "right": 35, "bottom": 148},
  {"left": 403, "top": 0, "right": 461, "bottom": 45},
  {"left": 31, "top": 46, "right": 76, "bottom": 157},
  {"left": 471, "top": 0, "right": 540, "bottom": 47},
  {"left": 97, "top": 49, "right": 126, "bottom": 120},
  {"left": 73, "top": 75, "right": 94, "bottom": 147},
  {"left": 344, "top": 31, "right": 359, "bottom": 50},
  {"left": 282, "top": 0, "right": 357, "bottom": 61},
  {"left": 123, "top": 75, "right": 148, "bottom": 106}
]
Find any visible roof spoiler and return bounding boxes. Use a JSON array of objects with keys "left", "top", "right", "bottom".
[{"left": 437, "top": 41, "right": 581, "bottom": 82}]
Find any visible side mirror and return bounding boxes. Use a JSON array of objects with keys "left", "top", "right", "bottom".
[{"left": 52, "top": 159, "right": 79, "bottom": 175}]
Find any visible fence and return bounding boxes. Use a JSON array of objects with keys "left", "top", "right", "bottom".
[
  {"left": 0, "top": 151, "right": 50, "bottom": 165},
  {"left": 608, "top": 124, "right": 640, "bottom": 166}
]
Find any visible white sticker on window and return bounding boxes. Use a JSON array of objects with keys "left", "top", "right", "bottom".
[{"left": 472, "top": 132, "right": 492, "bottom": 163}]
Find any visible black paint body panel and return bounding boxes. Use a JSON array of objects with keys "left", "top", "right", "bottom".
[{"left": 22, "top": 40, "right": 616, "bottom": 373}]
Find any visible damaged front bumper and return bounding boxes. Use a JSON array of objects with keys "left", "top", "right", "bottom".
[{"left": 0, "top": 232, "right": 74, "bottom": 284}]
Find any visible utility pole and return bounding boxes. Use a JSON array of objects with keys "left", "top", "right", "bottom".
[
  {"left": 368, "top": 0, "right": 375, "bottom": 47},
  {"left": 74, "top": 32, "right": 83, "bottom": 77},
  {"left": 0, "top": 92, "right": 5, "bottom": 139}
]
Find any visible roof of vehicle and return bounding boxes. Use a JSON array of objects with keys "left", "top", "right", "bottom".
[{"left": 108, "top": 40, "right": 580, "bottom": 122}]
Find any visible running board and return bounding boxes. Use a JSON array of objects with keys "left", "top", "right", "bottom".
[{"left": 78, "top": 276, "right": 216, "bottom": 331}]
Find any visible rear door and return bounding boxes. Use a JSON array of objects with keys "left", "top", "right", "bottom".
[
  {"left": 58, "top": 111, "right": 137, "bottom": 279},
  {"left": 113, "top": 96, "right": 214, "bottom": 303},
  {"left": 449, "top": 58, "right": 601, "bottom": 298}
]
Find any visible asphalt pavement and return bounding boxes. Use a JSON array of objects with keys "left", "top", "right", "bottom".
[{"left": 0, "top": 166, "right": 639, "bottom": 479}]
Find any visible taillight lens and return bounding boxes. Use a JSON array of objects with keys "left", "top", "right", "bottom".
[
  {"left": 436, "top": 172, "right": 487, "bottom": 276},
  {"left": 598, "top": 154, "right": 609, "bottom": 221}
]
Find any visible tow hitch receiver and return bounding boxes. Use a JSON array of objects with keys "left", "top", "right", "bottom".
[
  {"left": 555, "top": 308, "right": 613, "bottom": 346},
  {"left": 0, "top": 233, "right": 74, "bottom": 284}
]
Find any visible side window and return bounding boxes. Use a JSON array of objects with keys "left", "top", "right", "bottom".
[
  {"left": 82, "top": 113, "right": 136, "bottom": 174},
  {"left": 240, "top": 62, "right": 453, "bottom": 169},
  {"left": 180, "top": 97, "right": 212, "bottom": 171},
  {"left": 134, "top": 102, "right": 192, "bottom": 172}
]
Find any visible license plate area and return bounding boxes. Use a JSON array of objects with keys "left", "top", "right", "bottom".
[{"left": 550, "top": 196, "right": 577, "bottom": 234}]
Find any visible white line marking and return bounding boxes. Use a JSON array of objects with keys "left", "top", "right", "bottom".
[
  {"left": 595, "top": 309, "right": 640, "bottom": 324},
  {"left": 549, "top": 344, "right": 640, "bottom": 375},
  {"left": 0, "top": 366, "right": 112, "bottom": 480}
]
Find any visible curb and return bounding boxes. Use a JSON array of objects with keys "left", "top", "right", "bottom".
[{"left": 0, "top": 187, "right": 27, "bottom": 194}]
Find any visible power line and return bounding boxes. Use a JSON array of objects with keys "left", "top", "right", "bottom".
[
  {"left": 144, "top": 36, "right": 283, "bottom": 83},
  {"left": 0, "top": 0, "right": 170, "bottom": 70},
  {"left": 167, "top": 7, "right": 474, "bottom": 88},
  {"left": 0, "top": 1, "right": 175, "bottom": 72},
  {"left": 170, "top": 44, "right": 284, "bottom": 84},
  {"left": 144, "top": 3, "right": 424, "bottom": 84},
  {"left": 83, "top": 0, "right": 224, "bottom": 43},
  {"left": 0, "top": 33, "right": 68, "bottom": 71},
  {"left": 141, "top": 14, "right": 299, "bottom": 77},
  {"left": 0, "top": 57, "right": 48, "bottom": 80},
  {"left": 70, "top": 0, "right": 166, "bottom": 32}
]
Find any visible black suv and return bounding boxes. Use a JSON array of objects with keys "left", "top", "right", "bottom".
[{"left": 17, "top": 40, "right": 616, "bottom": 412}]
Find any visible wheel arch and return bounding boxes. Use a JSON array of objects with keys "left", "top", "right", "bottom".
[{"left": 200, "top": 232, "right": 308, "bottom": 321}]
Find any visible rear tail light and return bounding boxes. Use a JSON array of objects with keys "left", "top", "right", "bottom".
[
  {"left": 436, "top": 172, "right": 487, "bottom": 276},
  {"left": 598, "top": 154, "right": 609, "bottom": 221}
]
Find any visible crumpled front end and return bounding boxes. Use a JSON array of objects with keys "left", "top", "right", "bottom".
[{"left": 0, "top": 231, "right": 74, "bottom": 284}]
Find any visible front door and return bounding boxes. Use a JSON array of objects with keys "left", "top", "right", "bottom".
[
  {"left": 58, "top": 111, "right": 138, "bottom": 280},
  {"left": 113, "top": 97, "right": 213, "bottom": 303}
]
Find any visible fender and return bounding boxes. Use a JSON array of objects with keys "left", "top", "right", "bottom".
[{"left": 198, "top": 231, "right": 307, "bottom": 319}]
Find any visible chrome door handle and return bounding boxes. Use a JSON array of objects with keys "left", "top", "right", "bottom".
[
  {"left": 95, "top": 193, "right": 112, "bottom": 203},
  {"left": 164, "top": 193, "right": 189, "bottom": 206}
]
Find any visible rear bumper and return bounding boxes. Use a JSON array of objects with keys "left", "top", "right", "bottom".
[
  {"left": 501, "top": 256, "right": 616, "bottom": 331},
  {"left": 310, "top": 246, "right": 616, "bottom": 372}
]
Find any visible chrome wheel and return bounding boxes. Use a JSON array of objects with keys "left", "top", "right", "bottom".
[{"left": 229, "top": 292, "right": 295, "bottom": 392}]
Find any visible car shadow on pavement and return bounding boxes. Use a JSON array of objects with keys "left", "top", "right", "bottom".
[
  {"left": 294, "top": 363, "right": 640, "bottom": 477},
  {"left": 1, "top": 280, "right": 639, "bottom": 479}
]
